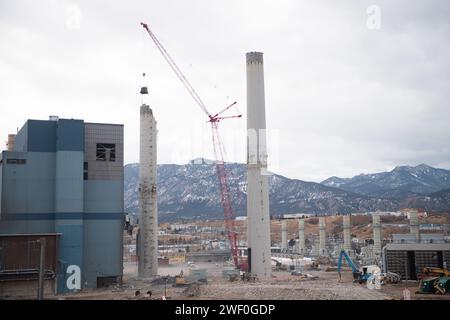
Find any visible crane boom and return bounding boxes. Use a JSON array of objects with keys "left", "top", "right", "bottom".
[
  {"left": 141, "top": 22, "right": 210, "bottom": 118},
  {"left": 141, "top": 22, "right": 241, "bottom": 268},
  {"left": 337, "top": 250, "right": 359, "bottom": 273}
]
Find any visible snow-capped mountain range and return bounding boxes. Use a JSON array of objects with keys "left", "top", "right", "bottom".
[
  {"left": 124, "top": 160, "right": 450, "bottom": 222},
  {"left": 321, "top": 164, "right": 450, "bottom": 199}
]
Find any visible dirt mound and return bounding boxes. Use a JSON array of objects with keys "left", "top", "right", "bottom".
[{"left": 183, "top": 284, "right": 201, "bottom": 297}]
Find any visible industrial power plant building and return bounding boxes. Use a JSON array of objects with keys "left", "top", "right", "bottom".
[{"left": 0, "top": 117, "right": 124, "bottom": 295}]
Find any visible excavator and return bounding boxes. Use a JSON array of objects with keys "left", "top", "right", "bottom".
[
  {"left": 418, "top": 267, "right": 450, "bottom": 295},
  {"left": 337, "top": 250, "right": 372, "bottom": 284},
  {"left": 421, "top": 267, "right": 450, "bottom": 277}
]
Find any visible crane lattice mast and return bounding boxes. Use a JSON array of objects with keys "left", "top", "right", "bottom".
[{"left": 141, "top": 22, "right": 242, "bottom": 268}]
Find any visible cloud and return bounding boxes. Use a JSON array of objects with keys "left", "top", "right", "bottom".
[{"left": 0, "top": 0, "right": 449, "bottom": 182}]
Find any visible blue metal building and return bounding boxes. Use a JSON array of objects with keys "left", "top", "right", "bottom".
[{"left": 0, "top": 117, "right": 124, "bottom": 294}]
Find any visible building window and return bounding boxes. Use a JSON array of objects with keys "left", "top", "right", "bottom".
[
  {"left": 6, "top": 159, "right": 26, "bottom": 164},
  {"left": 96, "top": 143, "right": 116, "bottom": 162},
  {"left": 84, "top": 172, "right": 89, "bottom": 180}
]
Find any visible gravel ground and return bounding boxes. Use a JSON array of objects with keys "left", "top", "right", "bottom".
[
  {"left": 180, "top": 271, "right": 392, "bottom": 300},
  {"left": 54, "top": 263, "right": 450, "bottom": 300}
]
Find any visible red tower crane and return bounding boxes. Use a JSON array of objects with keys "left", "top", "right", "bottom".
[{"left": 140, "top": 22, "right": 243, "bottom": 269}]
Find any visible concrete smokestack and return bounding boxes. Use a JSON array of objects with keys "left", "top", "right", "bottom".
[
  {"left": 281, "top": 220, "right": 287, "bottom": 251},
  {"left": 409, "top": 210, "right": 419, "bottom": 243},
  {"left": 372, "top": 213, "right": 382, "bottom": 258},
  {"left": 298, "top": 219, "right": 305, "bottom": 255},
  {"left": 319, "top": 217, "right": 326, "bottom": 255},
  {"left": 246, "top": 52, "right": 271, "bottom": 278},
  {"left": 138, "top": 104, "right": 158, "bottom": 278},
  {"left": 343, "top": 215, "right": 351, "bottom": 254}
]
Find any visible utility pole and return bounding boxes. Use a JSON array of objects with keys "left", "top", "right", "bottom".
[
  {"left": 402, "top": 255, "right": 411, "bottom": 300},
  {"left": 37, "top": 237, "right": 46, "bottom": 300}
]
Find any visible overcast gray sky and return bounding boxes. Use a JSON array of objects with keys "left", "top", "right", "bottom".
[{"left": 1, "top": 0, "right": 449, "bottom": 182}]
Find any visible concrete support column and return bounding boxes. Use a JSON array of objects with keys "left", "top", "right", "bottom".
[
  {"left": 281, "top": 220, "right": 287, "bottom": 251},
  {"left": 319, "top": 217, "right": 326, "bottom": 255},
  {"left": 298, "top": 219, "right": 305, "bottom": 255},
  {"left": 372, "top": 213, "right": 382, "bottom": 258},
  {"left": 409, "top": 210, "right": 419, "bottom": 243},
  {"left": 311, "top": 238, "right": 319, "bottom": 257},
  {"left": 343, "top": 215, "right": 351, "bottom": 254}
]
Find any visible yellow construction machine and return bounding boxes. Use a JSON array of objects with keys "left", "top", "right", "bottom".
[
  {"left": 421, "top": 267, "right": 450, "bottom": 277},
  {"left": 418, "top": 267, "right": 450, "bottom": 295}
]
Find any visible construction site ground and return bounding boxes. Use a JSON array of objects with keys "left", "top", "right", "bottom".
[{"left": 54, "top": 262, "right": 450, "bottom": 300}]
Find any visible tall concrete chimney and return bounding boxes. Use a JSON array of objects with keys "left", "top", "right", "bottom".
[
  {"left": 246, "top": 52, "right": 271, "bottom": 278},
  {"left": 281, "top": 220, "right": 287, "bottom": 251},
  {"left": 343, "top": 215, "right": 351, "bottom": 254},
  {"left": 319, "top": 217, "right": 326, "bottom": 255},
  {"left": 138, "top": 81, "right": 158, "bottom": 278},
  {"left": 298, "top": 219, "right": 305, "bottom": 255},
  {"left": 409, "top": 210, "right": 419, "bottom": 243},
  {"left": 372, "top": 213, "right": 382, "bottom": 258}
]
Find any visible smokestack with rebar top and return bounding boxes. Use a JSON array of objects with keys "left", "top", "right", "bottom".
[
  {"left": 138, "top": 79, "right": 158, "bottom": 278},
  {"left": 246, "top": 52, "right": 271, "bottom": 278},
  {"left": 298, "top": 219, "right": 305, "bottom": 254}
]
